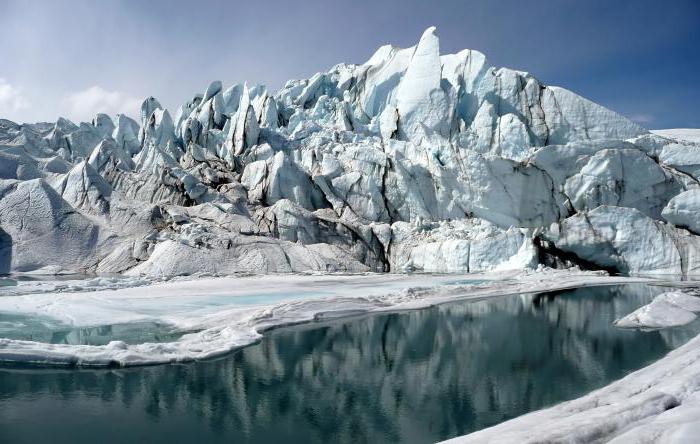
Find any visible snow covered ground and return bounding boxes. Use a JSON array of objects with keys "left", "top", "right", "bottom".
[
  {"left": 652, "top": 129, "right": 700, "bottom": 144},
  {"left": 0, "top": 269, "right": 653, "bottom": 367}
]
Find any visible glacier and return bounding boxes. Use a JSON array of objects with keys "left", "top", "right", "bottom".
[
  {"left": 2, "top": 26, "right": 700, "bottom": 443},
  {"left": 3, "top": 27, "right": 699, "bottom": 278}
]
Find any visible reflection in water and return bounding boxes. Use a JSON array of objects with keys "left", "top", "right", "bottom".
[{"left": 1, "top": 284, "right": 699, "bottom": 443}]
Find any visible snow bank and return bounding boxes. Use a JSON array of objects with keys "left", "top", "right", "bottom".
[{"left": 652, "top": 129, "right": 700, "bottom": 144}]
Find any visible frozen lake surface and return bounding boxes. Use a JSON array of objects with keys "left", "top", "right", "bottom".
[{"left": 2, "top": 283, "right": 699, "bottom": 443}]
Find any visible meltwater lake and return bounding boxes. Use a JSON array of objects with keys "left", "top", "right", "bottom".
[{"left": 1, "top": 283, "right": 699, "bottom": 443}]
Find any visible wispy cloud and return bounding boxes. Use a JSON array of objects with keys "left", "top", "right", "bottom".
[
  {"left": 628, "top": 113, "right": 654, "bottom": 125},
  {"left": 0, "top": 78, "right": 31, "bottom": 115},
  {"left": 62, "top": 86, "right": 141, "bottom": 122}
]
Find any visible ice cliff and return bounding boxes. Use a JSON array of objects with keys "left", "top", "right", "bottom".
[{"left": 2, "top": 27, "right": 699, "bottom": 277}]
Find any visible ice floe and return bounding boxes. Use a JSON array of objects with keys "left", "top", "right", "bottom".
[{"left": 614, "top": 291, "right": 700, "bottom": 329}]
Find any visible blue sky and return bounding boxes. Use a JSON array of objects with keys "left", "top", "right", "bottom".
[{"left": 1, "top": 0, "right": 698, "bottom": 128}]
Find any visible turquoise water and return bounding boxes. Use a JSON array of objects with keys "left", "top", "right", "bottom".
[
  {"left": 0, "top": 313, "right": 184, "bottom": 346},
  {"left": 1, "top": 284, "right": 699, "bottom": 443},
  {"left": 0, "top": 278, "right": 17, "bottom": 287}
]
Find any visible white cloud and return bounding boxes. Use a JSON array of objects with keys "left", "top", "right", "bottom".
[
  {"left": 0, "top": 78, "right": 31, "bottom": 115},
  {"left": 62, "top": 86, "right": 141, "bottom": 122}
]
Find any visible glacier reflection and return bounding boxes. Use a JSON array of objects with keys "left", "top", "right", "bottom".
[{"left": 2, "top": 284, "right": 699, "bottom": 443}]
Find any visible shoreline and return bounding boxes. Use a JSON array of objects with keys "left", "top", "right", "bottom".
[{"left": 0, "top": 270, "right": 659, "bottom": 367}]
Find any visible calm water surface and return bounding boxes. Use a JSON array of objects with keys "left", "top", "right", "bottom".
[{"left": 1, "top": 284, "right": 699, "bottom": 443}]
